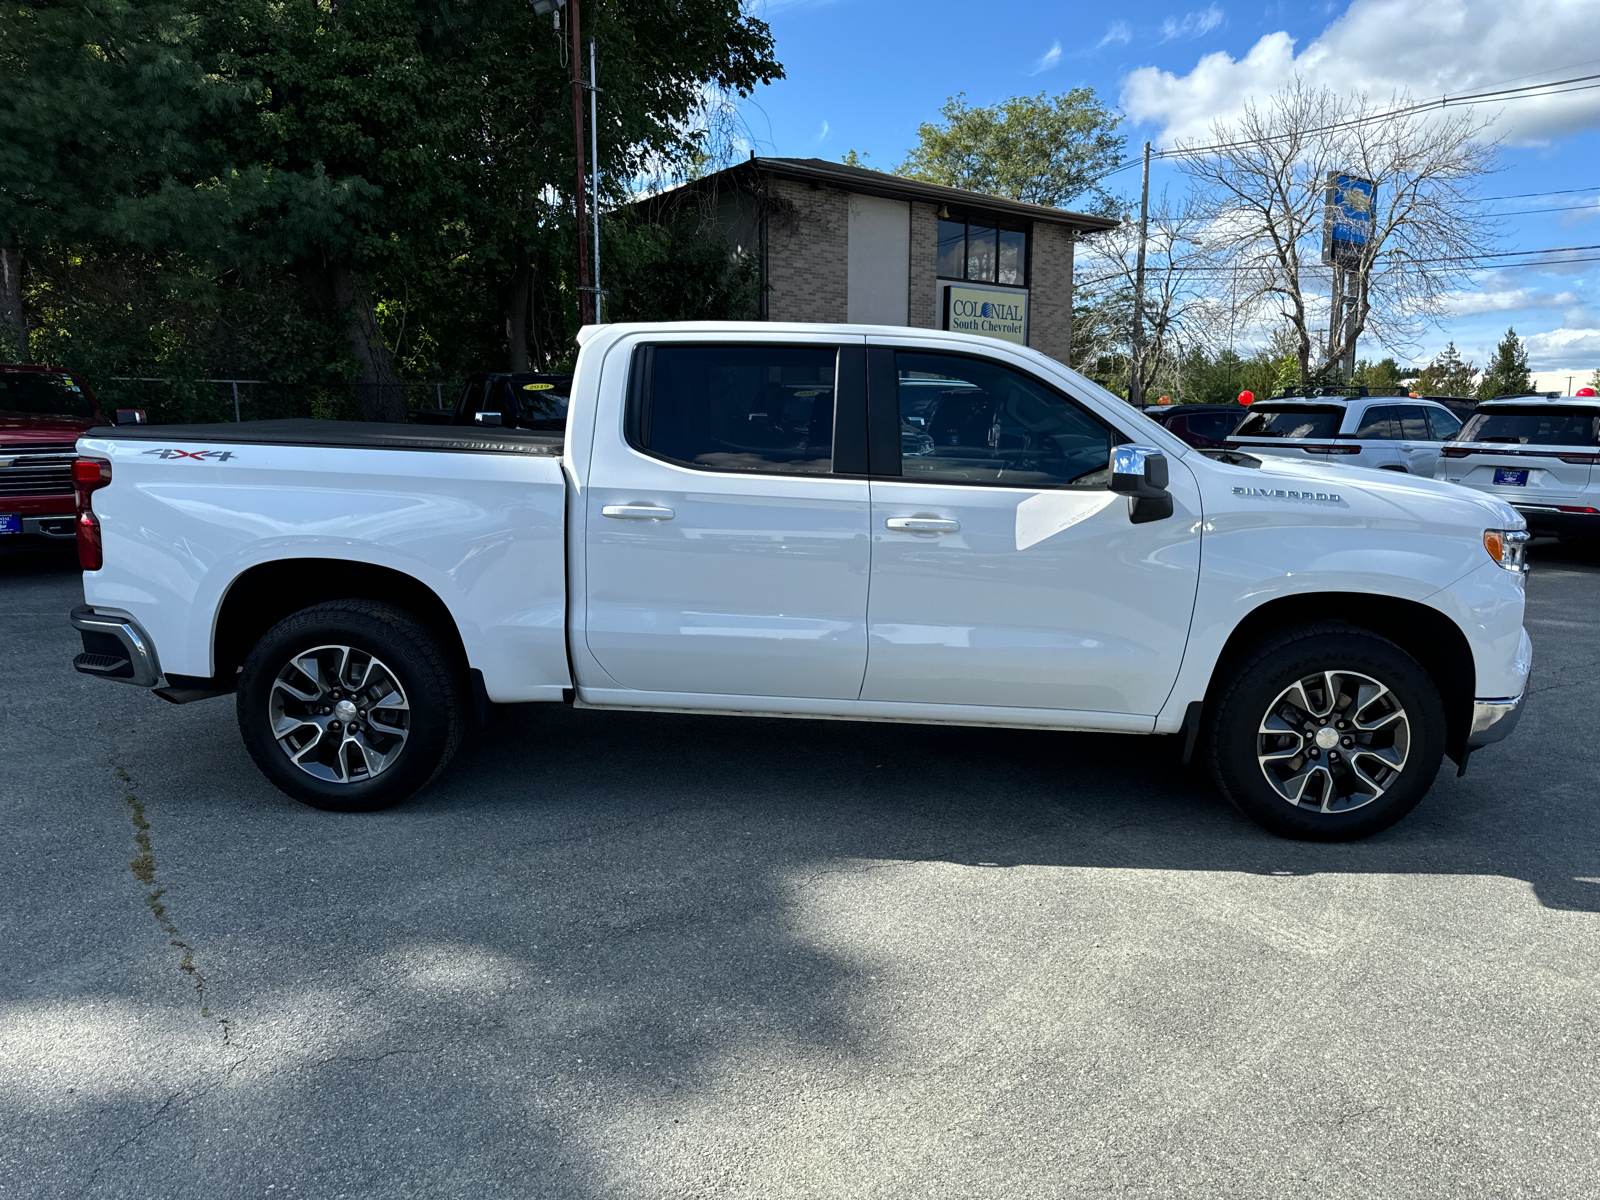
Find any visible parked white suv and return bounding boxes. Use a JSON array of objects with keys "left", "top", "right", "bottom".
[
  {"left": 1434, "top": 395, "right": 1600, "bottom": 536},
  {"left": 1227, "top": 395, "right": 1464, "bottom": 475}
]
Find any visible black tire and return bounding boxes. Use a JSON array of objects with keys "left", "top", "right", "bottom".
[
  {"left": 1204, "top": 624, "right": 1446, "bottom": 841},
  {"left": 237, "top": 601, "right": 466, "bottom": 812}
]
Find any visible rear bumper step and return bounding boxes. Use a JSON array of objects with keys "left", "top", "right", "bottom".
[{"left": 70, "top": 606, "right": 161, "bottom": 688}]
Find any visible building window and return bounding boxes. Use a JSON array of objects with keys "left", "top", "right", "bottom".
[{"left": 936, "top": 216, "right": 1028, "bottom": 287}]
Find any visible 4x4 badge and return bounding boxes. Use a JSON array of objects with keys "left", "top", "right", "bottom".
[{"left": 141, "top": 448, "right": 237, "bottom": 461}]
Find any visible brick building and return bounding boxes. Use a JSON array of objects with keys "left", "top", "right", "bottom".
[{"left": 648, "top": 157, "right": 1118, "bottom": 363}]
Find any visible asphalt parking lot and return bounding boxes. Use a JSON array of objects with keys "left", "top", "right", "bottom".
[{"left": 3, "top": 538, "right": 1599, "bottom": 1199}]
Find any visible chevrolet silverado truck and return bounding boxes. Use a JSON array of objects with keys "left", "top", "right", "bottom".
[{"left": 68, "top": 323, "right": 1532, "bottom": 841}]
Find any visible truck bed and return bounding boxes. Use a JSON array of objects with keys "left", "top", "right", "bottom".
[{"left": 86, "top": 419, "right": 563, "bottom": 458}]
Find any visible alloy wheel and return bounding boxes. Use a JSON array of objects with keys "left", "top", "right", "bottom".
[
  {"left": 269, "top": 644, "right": 411, "bottom": 784},
  {"left": 1257, "top": 670, "right": 1410, "bottom": 813}
]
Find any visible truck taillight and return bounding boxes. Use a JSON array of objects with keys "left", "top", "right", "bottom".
[{"left": 72, "top": 458, "right": 112, "bottom": 571}]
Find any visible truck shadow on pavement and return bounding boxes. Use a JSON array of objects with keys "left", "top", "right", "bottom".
[{"left": 6, "top": 535, "right": 1599, "bottom": 1198}]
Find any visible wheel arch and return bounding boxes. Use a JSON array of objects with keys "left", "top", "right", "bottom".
[
  {"left": 210, "top": 558, "right": 469, "bottom": 689},
  {"left": 1204, "top": 592, "right": 1476, "bottom": 766}
]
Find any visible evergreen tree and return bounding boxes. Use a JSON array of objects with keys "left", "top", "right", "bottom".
[
  {"left": 1416, "top": 341, "right": 1477, "bottom": 396},
  {"left": 1477, "top": 328, "right": 1533, "bottom": 400}
]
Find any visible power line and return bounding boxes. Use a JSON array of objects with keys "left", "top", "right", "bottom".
[{"left": 1093, "top": 71, "right": 1600, "bottom": 183}]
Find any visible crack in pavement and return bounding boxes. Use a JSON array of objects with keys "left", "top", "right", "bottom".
[
  {"left": 117, "top": 766, "right": 230, "bottom": 1044},
  {"left": 83, "top": 1058, "right": 250, "bottom": 1190}
]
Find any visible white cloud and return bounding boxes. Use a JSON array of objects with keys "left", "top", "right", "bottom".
[
  {"left": 1524, "top": 327, "right": 1600, "bottom": 368},
  {"left": 1443, "top": 288, "right": 1582, "bottom": 316},
  {"left": 1098, "top": 21, "right": 1133, "bottom": 49},
  {"left": 1031, "top": 40, "right": 1063, "bottom": 75},
  {"left": 814, "top": 119, "right": 830, "bottom": 144},
  {"left": 1160, "top": 5, "right": 1224, "bottom": 43},
  {"left": 1122, "top": 0, "right": 1600, "bottom": 147}
]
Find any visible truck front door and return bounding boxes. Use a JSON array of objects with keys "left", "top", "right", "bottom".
[
  {"left": 581, "top": 339, "right": 872, "bottom": 700},
  {"left": 860, "top": 345, "right": 1202, "bottom": 716}
]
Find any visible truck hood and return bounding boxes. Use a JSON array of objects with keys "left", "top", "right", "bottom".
[
  {"left": 1234, "top": 452, "right": 1524, "bottom": 529},
  {"left": 0, "top": 412, "right": 100, "bottom": 440}
]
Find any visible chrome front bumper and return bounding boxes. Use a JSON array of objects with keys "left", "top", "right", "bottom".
[
  {"left": 70, "top": 606, "right": 162, "bottom": 688},
  {"left": 1467, "top": 694, "right": 1525, "bottom": 748}
]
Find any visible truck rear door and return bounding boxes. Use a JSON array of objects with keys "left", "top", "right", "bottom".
[{"left": 581, "top": 337, "right": 872, "bottom": 700}]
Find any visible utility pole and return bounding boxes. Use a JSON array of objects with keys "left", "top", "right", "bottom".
[
  {"left": 1130, "top": 141, "right": 1151, "bottom": 406},
  {"left": 567, "top": 0, "right": 593, "bottom": 325},
  {"left": 590, "top": 37, "right": 602, "bottom": 324}
]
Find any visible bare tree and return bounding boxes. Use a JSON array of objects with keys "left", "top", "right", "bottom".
[
  {"left": 1177, "top": 80, "right": 1496, "bottom": 383},
  {"left": 1075, "top": 194, "right": 1225, "bottom": 400}
]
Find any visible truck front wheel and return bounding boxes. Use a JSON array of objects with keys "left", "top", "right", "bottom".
[
  {"left": 237, "top": 601, "right": 466, "bottom": 812},
  {"left": 1205, "top": 625, "right": 1446, "bottom": 841}
]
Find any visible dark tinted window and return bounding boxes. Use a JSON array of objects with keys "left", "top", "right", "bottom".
[
  {"left": 934, "top": 219, "right": 1028, "bottom": 286},
  {"left": 936, "top": 219, "right": 965, "bottom": 279},
  {"left": 637, "top": 346, "right": 836, "bottom": 474},
  {"left": 1459, "top": 405, "right": 1600, "bottom": 447},
  {"left": 1426, "top": 406, "right": 1462, "bottom": 440},
  {"left": 1234, "top": 405, "right": 1343, "bottom": 439},
  {"left": 1395, "top": 405, "right": 1431, "bottom": 439},
  {"left": 998, "top": 229, "right": 1026, "bottom": 286},
  {"left": 511, "top": 381, "right": 569, "bottom": 431},
  {"left": 1354, "top": 406, "right": 1397, "bottom": 439},
  {"left": 1185, "top": 411, "right": 1244, "bottom": 440},
  {"left": 893, "top": 352, "right": 1112, "bottom": 487},
  {"left": 966, "top": 225, "right": 997, "bottom": 282},
  {"left": 0, "top": 373, "right": 94, "bottom": 418}
]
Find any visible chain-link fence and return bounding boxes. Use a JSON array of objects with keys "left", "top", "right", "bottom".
[{"left": 98, "top": 378, "right": 465, "bottom": 425}]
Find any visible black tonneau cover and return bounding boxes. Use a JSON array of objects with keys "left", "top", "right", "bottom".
[{"left": 87, "top": 418, "right": 563, "bottom": 457}]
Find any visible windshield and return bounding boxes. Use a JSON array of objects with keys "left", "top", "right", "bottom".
[
  {"left": 0, "top": 372, "right": 95, "bottom": 419},
  {"left": 1458, "top": 406, "right": 1600, "bottom": 447},
  {"left": 1232, "top": 404, "right": 1343, "bottom": 439}
]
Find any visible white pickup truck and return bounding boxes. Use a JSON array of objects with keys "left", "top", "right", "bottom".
[{"left": 69, "top": 322, "right": 1532, "bottom": 840}]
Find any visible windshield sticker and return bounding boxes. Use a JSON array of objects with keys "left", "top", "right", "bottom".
[
  {"left": 141, "top": 448, "right": 237, "bottom": 461},
  {"left": 522, "top": 383, "right": 555, "bottom": 391}
]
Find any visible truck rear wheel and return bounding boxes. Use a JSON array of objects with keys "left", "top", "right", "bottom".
[
  {"left": 237, "top": 601, "right": 466, "bottom": 812},
  {"left": 1205, "top": 625, "right": 1446, "bottom": 841}
]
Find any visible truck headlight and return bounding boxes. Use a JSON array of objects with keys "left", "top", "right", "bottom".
[{"left": 1483, "top": 528, "right": 1530, "bottom": 572}]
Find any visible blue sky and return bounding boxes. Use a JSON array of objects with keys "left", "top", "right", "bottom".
[{"left": 739, "top": 0, "right": 1600, "bottom": 380}]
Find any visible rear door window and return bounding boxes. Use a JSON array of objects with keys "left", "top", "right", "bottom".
[
  {"left": 1394, "top": 405, "right": 1432, "bottom": 440},
  {"left": 1233, "top": 405, "right": 1344, "bottom": 439},
  {"left": 630, "top": 345, "right": 837, "bottom": 474},
  {"left": 1459, "top": 406, "right": 1600, "bottom": 446},
  {"left": 1353, "top": 406, "right": 1399, "bottom": 439}
]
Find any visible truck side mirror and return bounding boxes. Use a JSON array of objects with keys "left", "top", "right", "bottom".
[
  {"left": 1109, "top": 444, "right": 1174, "bottom": 524},
  {"left": 474, "top": 411, "right": 504, "bottom": 427},
  {"left": 114, "top": 408, "right": 148, "bottom": 426}
]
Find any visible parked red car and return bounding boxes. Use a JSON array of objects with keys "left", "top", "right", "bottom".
[{"left": 0, "top": 365, "right": 143, "bottom": 545}]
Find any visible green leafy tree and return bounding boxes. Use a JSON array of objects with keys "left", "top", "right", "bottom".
[
  {"left": 1415, "top": 341, "right": 1477, "bottom": 396},
  {"left": 840, "top": 149, "right": 869, "bottom": 167},
  {"left": 0, "top": 0, "right": 218, "bottom": 361},
  {"left": 1477, "top": 327, "right": 1532, "bottom": 400},
  {"left": 898, "top": 90, "right": 1124, "bottom": 211}
]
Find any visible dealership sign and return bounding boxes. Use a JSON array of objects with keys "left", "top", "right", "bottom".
[{"left": 944, "top": 284, "right": 1027, "bottom": 345}]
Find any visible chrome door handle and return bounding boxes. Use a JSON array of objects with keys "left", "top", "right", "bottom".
[
  {"left": 886, "top": 517, "right": 960, "bottom": 533},
  {"left": 602, "top": 504, "right": 675, "bottom": 520}
]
